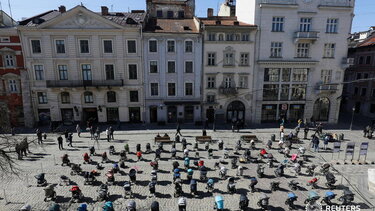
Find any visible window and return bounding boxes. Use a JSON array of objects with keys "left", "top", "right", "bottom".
[
  {"left": 185, "top": 40, "right": 193, "bottom": 53},
  {"left": 270, "top": 42, "right": 282, "bottom": 58},
  {"left": 299, "top": 18, "right": 312, "bottom": 32},
  {"left": 366, "top": 56, "right": 371, "bottom": 64},
  {"left": 4, "top": 55, "right": 15, "bottom": 67},
  {"left": 0, "top": 37, "right": 10, "bottom": 42},
  {"left": 103, "top": 40, "right": 113, "bottom": 53},
  {"left": 264, "top": 68, "right": 279, "bottom": 82},
  {"left": 321, "top": 69, "right": 332, "bottom": 83},
  {"left": 105, "top": 64, "right": 115, "bottom": 80},
  {"left": 82, "top": 64, "right": 92, "bottom": 81},
  {"left": 323, "top": 43, "right": 335, "bottom": 58},
  {"left": 167, "top": 61, "right": 176, "bottom": 73},
  {"left": 207, "top": 76, "right": 215, "bottom": 88},
  {"left": 150, "top": 61, "right": 158, "bottom": 73},
  {"left": 167, "top": 40, "right": 175, "bottom": 53},
  {"left": 218, "top": 34, "right": 224, "bottom": 41},
  {"left": 263, "top": 84, "right": 279, "bottom": 101},
  {"left": 354, "top": 87, "right": 359, "bottom": 95},
  {"left": 361, "top": 88, "right": 367, "bottom": 97},
  {"left": 128, "top": 64, "right": 138, "bottom": 80},
  {"left": 79, "top": 40, "right": 89, "bottom": 53},
  {"left": 272, "top": 17, "right": 284, "bottom": 32},
  {"left": 370, "top": 104, "right": 375, "bottom": 113},
  {"left": 55, "top": 40, "right": 65, "bottom": 54},
  {"left": 185, "top": 83, "right": 193, "bottom": 96},
  {"left": 291, "top": 84, "right": 306, "bottom": 100},
  {"left": 326, "top": 18, "right": 338, "bottom": 33},
  {"left": 9, "top": 80, "right": 17, "bottom": 92},
  {"left": 240, "top": 53, "right": 249, "bottom": 66},
  {"left": 31, "top": 40, "right": 41, "bottom": 53},
  {"left": 37, "top": 92, "right": 48, "bottom": 104},
  {"left": 185, "top": 61, "right": 193, "bottom": 73},
  {"left": 356, "top": 73, "right": 361, "bottom": 80},
  {"left": 178, "top": 11, "right": 185, "bottom": 19},
  {"left": 150, "top": 83, "right": 159, "bottom": 96},
  {"left": 61, "top": 92, "right": 70, "bottom": 104},
  {"left": 239, "top": 76, "right": 248, "bottom": 88},
  {"left": 282, "top": 68, "right": 291, "bottom": 82},
  {"left": 157, "top": 10, "right": 163, "bottom": 18},
  {"left": 207, "top": 95, "right": 216, "bottom": 103},
  {"left": 34, "top": 65, "right": 44, "bottom": 80},
  {"left": 208, "top": 53, "right": 216, "bottom": 66},
  {"left": 280, "top": 84, "right": 289, "bottom": 100},
  {"left": 226, "top": 34, "right": 234, "bottom": 41},
  {"left": 127, "top": 40, "right": 137, "bottom": 53},
  {"left": 242, "top": 34, "right": 250, "bottom": 41},
  {"left": 364, "top": 73, "right": 369, "bottom": 79},
  {"left": 167, "top": 11, "right": 174, "bottom": 18},
  {"left": 224, "top": 77, "right": 232, "bottom": 88},
  {"left": 168, "top": 83, "right": 176, "bottom": 96},
  {"left": 296, "top": 43, "right": 310, "bottom": 58},
  {"left": 224, "top": 53, "right": 234, "bottom": 66},
  {"left": 129, "top": 91, "right": 139, "bottom": 102},
  {"left": 292, "top": 68, "right": 308, "bottom": 82},
  {"left": 58, "top": 65, "right": 68, "bottom": 80},
  {"left": 84, "top": 92, "right": 93, "bottom": 103},
  {"left": 107, "top": 91, "right": 116, "bottom": 103},
  {"left": 234, "top": 34, "right": 241, "bottom": 41},
  {"left": 208, "top": 33, "right": 216, "bottom": 41},
  {"left": 359, "top": 56, "right": 364, "bottom": 64},
  {"left": 149, "top": 40, "right": 157, "bottom": 53}
]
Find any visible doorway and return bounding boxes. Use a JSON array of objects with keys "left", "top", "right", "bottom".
[
  {"left": 226, "top": 101, "right": 245, "bottom": 123},
  {"left": 184, "top": 106, "right": 194, "bottom": 123},
  {"left": 206, "top": 108, "right": 215, "bottom": 123},
  {"left": 150, "top": 107, "right": 158, "bottom": 123},
  {"left": 129, "top": 107, "right": 141, "bottom": 123},
  {"left": 61, "top": 108, "right": 74, "bottom": 125},
  {"left": 83, "top": 108, "right": 98, "bottom": 123},
  {"left": 167, "top": 106, "right": 177, "bottom": 123}
]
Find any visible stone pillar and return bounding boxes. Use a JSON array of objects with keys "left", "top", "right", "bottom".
[{"left": 369, "top": 169, "right": 375, "bottom": 194}]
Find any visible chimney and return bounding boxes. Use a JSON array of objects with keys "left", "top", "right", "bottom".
[
  {"left": 216, "top": 20, "right": 221, "bottom": 25},
  {"left": 101, "top": 6, "right": 109, "bottom": 16},
  {"left": 234, "top": 21, "right": 239, "bottom": 26},
  {"left": 207, "top": 8, "right": 214, "bottom": 18},
  {"left": 59, "top": 5, "right": 66, "bottom": 13}
]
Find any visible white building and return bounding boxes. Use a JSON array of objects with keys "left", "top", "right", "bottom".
[
  {"left": 143, "top": 0, "right": 203, "bottom": 124},
  {"left": 200, "top": 9, "right": 257, "bottom": 126},
  {"left": 18, "top": 6, "right": 146, "bottom": 126},
  {"left": 233, "top": 0, "right": 355, "bottom": 124}
]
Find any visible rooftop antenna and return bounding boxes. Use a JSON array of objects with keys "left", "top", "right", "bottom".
[
  {"left": 111, "top": 5, "right": 113, "bottom": 12},
  {"left": 80, "top": 2, "right": 83, "bottom": 6},
  {"left": 8, "top": 0, "right": 13, "bottom": 25},
  {"left": 128, "top": 7, "right": 130, "bottom": 13}
]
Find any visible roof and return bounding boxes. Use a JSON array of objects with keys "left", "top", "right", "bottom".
[
  {"left": 19, "top": 7, "right": 146, "bottom": 27},
  {"left": 357, "top": 35, "right": 375, "bottom": 48},
  {"left": 199, "top": 17, "right": 256, "bottom": 27},
  {"left": 144, "top": 18, "right": 199, "bottom": 33}
]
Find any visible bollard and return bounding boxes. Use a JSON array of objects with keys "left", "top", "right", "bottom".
[
  {"left": 41, "top": 163, "right": 43, "bottom": 172},
  {"left": 25, "top": 174, "right": 30, "bottom": 187}
]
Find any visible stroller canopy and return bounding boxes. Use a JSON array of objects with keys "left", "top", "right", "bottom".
[
  {"left": 215, "top": 195, "right": 224, "bottom": 209},
  {"left": 325, "top": 191, "right": 336, "bottom": 197},
  {"left": 207, "top": 178, "right": 214, "bottom": 185},
  {"left": 35, "top": 173, "right": 45, "bottom": 180},
  {"left": 190, "top": 179, "right": 197, "bottom": 185},
  {"left": 288, "top": 192, "right": 297, "bottom": 199},
  {"left": 151, "top": 201, "right": 159, "bottom": 210},
  {"left": 240, "top": 194, "right": 248, "bottom": 202},
  {"left": 127, "top": 200, "right": 136, "bottom": 208},
  {"left": 129, "top": 169, "right": 136, "bottom": 176},
  {"left": 308, "top": 191, "right": 319, "bottom": 200}
]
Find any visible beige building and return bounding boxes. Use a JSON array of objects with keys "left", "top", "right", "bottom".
[
  {"left": 200, "top": 9, "right": 257, "bottom": 126},
  {"left": 18, "top": 6, "right": 146, "bottom": 126}
]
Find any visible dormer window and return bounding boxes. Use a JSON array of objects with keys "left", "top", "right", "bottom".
[{"left": 167, "top": 11, "right": 174, "bottom": 18}]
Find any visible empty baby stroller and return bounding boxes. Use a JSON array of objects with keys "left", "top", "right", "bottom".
[
  {"left": 70, "top": 164, "right": 82, "bottom": 176},
  {"left": 61, "top": 154, "right": 70, "bottom": 166},
  {"left": 304, "top": 191, "right": 320, "bottom": 204},
  {"left": 219, "top": 166, "right": 227, "bottom": 179},
  {"left": 43, "top": 184, "right": 56, "bottom": 202},
  {"left": 174, "top": 179, "right": 183, "bottom": 197},
  {"left": 129, "top": 168, "right": 137, "bottom": 183},
  {"left": 321, "top": 191, "right": 336, "bottom": 205},
  {"left": 257, "top": 193, "right": 269, "bottom": 210},
  {"left": 307, "top": 177, "right": 319, "bottom": 189},
  {"left": 70, "top": 185, "right": 83, "bottom": 203},
  {"left": 83, "top": 171, "right": 96, "bottom": 185},
  {"left": 126, "top": 200, "right": 136, "bottom": 211},
  {"left": 35, "top": 173, "right": 47, "bottom": 187},
  {"left": 109, "top": 145, "right": 115, "bottom": 155},
  {"left": 227, "top": 177, "right": 236, "bottom": 194},
  {"left": 190, "top": 179, "right": 198, "bottom": 196},
  {"left": 97, "top": 184, "right": 110, "bottom": 201},
  {"left": 338, "top": 189, "right": 355, "bottom": 205},
  {"left": 214, "top": 195, "right": 224, "bottom": 211},
  {"left": 285, "top": 192, "right": 298, "bottom": 210},
  {"left": 83, "top": 153, "right": 91, "bottom": 164},
  {"left": 178, "top": 197, "right": 187, "bottom": 211},
  {"left": 249, "top": 177, "right": 258, "bottom": 193},
  {"left": 151, "top": 201, "right": 159, "bottom": 211},
  {"left": 325, "top": 172, "right": 337, "bottom": 189},
  {"left": 123, "top": 181, "right": 132, "bottom": 198},
  {"left": 206, "top": 178, "right": 214, "bottom": 193},
  {"left": 200, "top": 166, "right": 208, "bottom": 181},
  {"left": 59, "top": 175, "right": 70, "bottom": 186},
  {"left": 288, "top": 180, "right": 299, "bottom": 191},
  {"left": 239, "top": 194, "right": 249, "bottom": 210}
]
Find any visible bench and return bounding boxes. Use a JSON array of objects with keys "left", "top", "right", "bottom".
[
  {"left": 195, "top": 136, "right": 212, "bottom": 143},
  {"left": 154, "top": 136, "right": 173, "bottom": 144},
  {"left": 240, "top": 135, "right": 259, "bottom": 142}
]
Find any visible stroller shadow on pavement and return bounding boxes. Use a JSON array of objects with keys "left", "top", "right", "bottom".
[
  {"left": 155, "top": 192, "right": 171, "bottom": 199},
  {"left": 108, "top": 194, "right": 123, "bottom": 202}
]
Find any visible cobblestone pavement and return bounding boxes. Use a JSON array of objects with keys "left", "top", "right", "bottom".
[{"left": 0, "top": 128, "right": 374, "bottom": 211}]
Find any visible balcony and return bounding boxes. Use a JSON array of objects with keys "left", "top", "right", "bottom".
[
  {"left": 315, "top": 83, "right": 339, "bottom": 93},
  {"left": 219, "top": 87, "right": 238, "bottom": 95},
  {"left": 341, "top": 57, "right": 354, "bottom": 68},
  {"left": 260, "top": 0, "right": 297, "bottom": 5},
  {"left": 46, "top": 80, "right": 124, "bottom": 88},
  {"left": 294, "top": 31, "right": 319, "bottom": 43},
  {"left": 319, "top": 0, "right": 354, "bottom": 8}
]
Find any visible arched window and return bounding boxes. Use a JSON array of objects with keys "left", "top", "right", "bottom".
[
  {"left": 84, "top": 91, "right": 93, "bottom": 103},
  {"left": 61, "top": 92, "right": 70, "bottom": 104},
  {"left": 235, "top": 34, "right": 241, "bottom": 41},
  {"left": 107, "top": 91, "right": 116, "bottom": 103},
  {"left": 313, "top": 97, "right": 330, "bottom": 121},
  {"left": 218, "top": 34, "right": 224, "bottom": 41},
  {"left": 227, "top": 101, "right": 246, "bottom": 123}
]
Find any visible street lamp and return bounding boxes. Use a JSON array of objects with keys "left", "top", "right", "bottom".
[
  {"left": 350, "top": 107, "right": 355, "bottom": 130},
  {"left": 213, "top": 107, "right": 216, "bottom": 132}
]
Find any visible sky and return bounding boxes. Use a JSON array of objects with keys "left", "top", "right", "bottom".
[{"left": 0, "top": 0, "right": 373, "bottom": 33}]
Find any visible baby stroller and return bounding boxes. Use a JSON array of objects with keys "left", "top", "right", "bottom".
[
  {"left": 150, "top": 160, "right": 159, "bottom": 170},
  {"left": 338, "top": 189, "right": 355, "bottom": 205},
  {"left": 119, "top": 150, "right": 127, "bottom": 161},
  {"left": 306, "top": 164, "right": 316, "bottom": 176},
  {"left": 172, "top": 161, "right": 180, "bottom": 172},
  {"left": 288, "top": 180, "right": 299, "bottom": 191},
  {"left": 208, "top": 148, "right": 213, "bottom": 159},
  {"left": 320, "top": 163, "right": 331, "bottom": 175},
  {"left": 70, "top": 186, "right": 83, "bottom": 203},
  {"left": 61, "top": 154, "right": 70, "bottom": 166},
  {"left": 219, "top": 166, "right": 227, "bottom": 179},
  {"left": 149, "top": 181, "right": 156, "bottom": 197},
  {"left": 89, "top": 146, "right": 95, "bottom": 156},
  {"left": 70, "top": 164, "right": 82, "bottom": 176},
  {"left": 325, "top": 172, "right": 337, "bottom": 188},
  {"left": 206, "top": 178, "right": 214, "bottom": 193},
  {"left": 187, "top": 169, "right": 193, "bottom": 182},
  {"left": 237, "top": 166, "right": 244, "bottom": 176},
  {"left": 101, "top": 152, "right": 108, "bottom": 163},
  {"left": 173, "top": 168, "right": 181, "bottom": 183},
  {"left": 97, "top": 184, "right": 109, "bottom": 201},
  {"left": 321, "top": 191, "right": 336, "bottom": 205},
  {"left": 218, "top": 140, "right": 224, "bottom": 150},
  {"left": 129, "top": 168, "right": 137, "bottom": 183},
  {"left": 285, "top": 192, "right": 298, "bottom": 210},
  {"left": 106, "top": 169, "right": 115, "bottom": 185},
  {"left": 174, "top": 178, "right": 183, "bottom": 197},
  {"left": 102, "top": 201, "right": 114, "bottom": 211},
  {"left": 151, "top": 201, "right": 159, "bottom": 211},
  {"left": 109, "top": 145, "right": 115, "bottom": 155},
  {"left": 231, "top": 157, "right": 238, "bottom": 169},
  {"left": 146, "top": 143, "right": 152, "bottom": 153},
  {"left": 126, "top": 200, "right": 136, "bottom": 211},
  {"left": 304, "top": 191, "right": 320, "bottom": 204},
  {"left": 227, "top": 177, "right": 236, "bottom": 194},
  {"left": 35, "top": 173, "right": 47, "bottom": 187},
  {"left": 184, "top": 157, "right": 190, "bottom": 169},
  {"left": 307, "top": 177, "right": 319, "bottom": 189},
  {"left": 112, "top": 163, "right": 120, "bottom": 173},
  {"left": 83, "top": 171, "right": 96, "bottom": 185},
  {"left": 151, "top": 170, "right": 158, "bottom": 183},
  {"left": 83, "top": 153, "right": 91, "bottom": 164},
  {"left": 257, "top": 193, "right": 269, "bottom": 210},
  {"left": 249, "top": 177, "right": 258, "bottom": 193},
  {"left": 171, "top": 147, "right": 177, "bottom": 159},
  {"left": 59, "top": 175, "right": 70, "bottom": 186},
  {"left": 274, "top": 164, "right": 285, "bottom": 177},
  {"left": 43, "top": 184, "right": 56, "bottom": 202},
  {"left": 178, "top": 197, "right": 187, "bottom": 211},
  {"left": 200, "top": 166, "right": 208, "bottom": 181},
  {"left": 214, "top": 195, "right": 224, "bottom": 210},
  {"left": 123, "top": 181, "right": 132, "bottom": 198},
  {"left": 190, "top": 179, "right": 198, "bottom": 196},
  {"left": 239, "top": 194, "right": 249, "bottom": 210},
  {"left": 270, "top": 181, "right": 280, "bottom": 192}
]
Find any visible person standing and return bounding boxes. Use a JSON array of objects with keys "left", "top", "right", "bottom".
[
  {"left": 36, "top": 129, "right": 43, "bottom": 144},
  {"left": 64, "top": 130, "right": 69, "bottom": 142},
  {"left": 67, "top": 133, "right": 73, "bottom": 147},
  {"left": 90, "top": 126, "right": 94, "bottom": 140},
  {"left": 323, "top": 135, "right": 329, "bottom": 150},
  {"left": 76, "top": 124, "right": 81, "bottom": 137},
  {"left": 57, "top": 135, "right": 63, "bottom": 150},
  {"left": 106, "top": 128, "right": 110, "bottom": 142},
  {"left": 109, "top": 126, "right": 114, "bottom": 140},
  {"left": 312, "top": 135, "right": 320, "bottom": 152},
  {"left": 176, "top": 123, "right": 182, "bottom": 136},
  {"left": 304, "top": 126, "right": 309, "bottom": 139}
]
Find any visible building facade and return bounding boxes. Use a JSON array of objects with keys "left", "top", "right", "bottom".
[
  {"left": 143, "top": 0, "right": 203, "bottom": 124},
  {"left": 234, "top": 0, "right": 355, "bottom": 124},
  {"left": 0, "top": 11, "right": 32, "bottom": 127},
  {"left": 18, "top": 6, "right": 146, "bottom": 126},
  {"left": 200, "top": 10, "right": 257, "bottom": 126}
]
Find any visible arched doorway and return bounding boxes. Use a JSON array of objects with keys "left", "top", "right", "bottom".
[
  {"left": 313, "top": 98, "right": 330, "bottom": 121},
  {"left": 227, "top": 101, "right": 245, "bottom": 123}
]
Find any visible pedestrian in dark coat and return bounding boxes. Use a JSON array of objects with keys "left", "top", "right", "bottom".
[
  {"left": 57, "top": 136, "right": 63, "bottom": 150},
  {"left": 67, "top": 133, "right": 73, "bottom": 147}
]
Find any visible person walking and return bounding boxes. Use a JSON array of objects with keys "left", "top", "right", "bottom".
[
  {"left": 67, "top": 133, "right": 73, "bottom": 147},
  {"left": 36, "top": 129, "right": 43, "bottom": 144},
  {"left": 76, "top": 124, "right": 81, "bottom": 137},
  {"left": 323, "top": 135, "right": 329, "bottom": 150},
  {"left": 90, "top": 126, "right": 94, "bottom": 140},
  {"left": 176, "top": 123, "right": 182, "bottom": 136},
  {"left": 312, "top": 135, "right": 320, "bottom": 152},
  {"left": 106, "top": 128, "right": 110, "bottom": 142},
  {"left": 64, "top": 130, "right": 69, "bottom": 142},
  {"left": 304, "top": 126, "right": 309, "bottom": 139},
  {"left": 109, "top": 126, "right": 114, "bottom": 140},
  {"left": 57, "top": 135, "right": 63, "bottom": 150}
]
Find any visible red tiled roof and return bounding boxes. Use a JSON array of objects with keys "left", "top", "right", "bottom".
[
  {"left": 144, "top": 18, "right": 199, "bottom": 33},
  {"left": 358, "top": 35, "right": 375, "bottom": 47},
  {"left": 199, "top": 17, "right": 256, "bottom": 27}
]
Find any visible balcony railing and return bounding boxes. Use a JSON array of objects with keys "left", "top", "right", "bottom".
[
  {"left": 46, "top": 80, "right": 124, "bottom": 88},
  {"left": 219, "top": 87, "right": 238, "bottom": 95},
  {"left": 319, "top": 0, "right": 354, "bottom": 7},
  {"left": 260, "top": 0, "right": 296, "bottom": 5},
  {"left": 294, "top": 31, "right": 319, "bottom": 39},
  {"left": 315, "top": 83, "right": 339, "bottom": 92}
]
